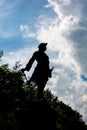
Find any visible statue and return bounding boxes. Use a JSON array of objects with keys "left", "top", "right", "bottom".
[{"left": 21, "top": 43, "right": 53, "bottom": 99}]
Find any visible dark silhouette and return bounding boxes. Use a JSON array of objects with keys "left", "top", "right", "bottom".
[
  {"left": 16, "top": 100, "right": 57, "bottom": 130},
  {"left": 0, "top": 63, "right": 87, "bottom": 130},
  {"left": 21, "top": 43, "right": 53, "bottom": 99}
]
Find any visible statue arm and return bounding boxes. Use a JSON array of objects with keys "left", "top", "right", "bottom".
[
  {"left": 25, "top": 53, "right": 35, "bottom": 71},
  {"left": 20, "top": 52, "right": 36, "bottom": 72}
]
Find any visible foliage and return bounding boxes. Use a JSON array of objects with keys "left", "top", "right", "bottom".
[
  {"left": 0, "top": 63, "right": 87, "bottom": 130},
  {"left": 0, "top": 51, "right": 3, "bottom": 61},
  {"left": 0, "top": 51, "right": 3, "bottom": 58}
]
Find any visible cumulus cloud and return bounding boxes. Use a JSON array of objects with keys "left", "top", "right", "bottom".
[{"left": 46, "top": 1, "right": 87, "bottom": 120}]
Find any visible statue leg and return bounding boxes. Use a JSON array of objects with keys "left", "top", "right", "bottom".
[{"left": 37, "top": 80, "right": 47, "bottom": 100}]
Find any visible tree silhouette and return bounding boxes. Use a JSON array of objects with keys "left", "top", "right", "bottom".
[{"left": 0, "top": 56, "right": 87, "bottom": 130}]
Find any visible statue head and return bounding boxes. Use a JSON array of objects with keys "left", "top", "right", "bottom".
[{"left": 38, "top": 43, "right": 48, "bottom": 51}]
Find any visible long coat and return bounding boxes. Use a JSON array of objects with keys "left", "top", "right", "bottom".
[{"left": 25, "top": 50, "right": 51, "bottom": 84}]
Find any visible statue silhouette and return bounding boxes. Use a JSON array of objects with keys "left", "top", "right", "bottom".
[{"left": 21, "top": 43, "right": 53, "bottom": 99}]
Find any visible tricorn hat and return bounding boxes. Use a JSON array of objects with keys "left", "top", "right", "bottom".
[{"left": 38, "top": 43, "right": 48, "bottom": 49}]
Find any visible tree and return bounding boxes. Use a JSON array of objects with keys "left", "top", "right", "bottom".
[
  {"left": 0, "top": 60, "right": 87, "bottom": 130},
  {"left": 0, "top": 63, "right": 25, "bottom": 130},
  {"left": 0, "top": 51, "right": 3, "bottom": 59}
]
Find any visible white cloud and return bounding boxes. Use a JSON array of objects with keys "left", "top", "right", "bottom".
[
  {"left": 31, "top": 0, "right": 87, "bottom": 123},
  {"left": 20, "top": 25, "right": 36, "bottom": 38},
  {"left": 1, "top": 47, "right": 36, "bottom": 69}
]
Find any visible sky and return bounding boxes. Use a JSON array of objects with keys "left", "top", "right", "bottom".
[{"left": 0, "top": 0, "right": 87, "bottom": 124}]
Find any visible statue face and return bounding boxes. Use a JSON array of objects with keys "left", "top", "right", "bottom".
[{"left": 39, "top": 46, "right": 47, "bottom": 52}]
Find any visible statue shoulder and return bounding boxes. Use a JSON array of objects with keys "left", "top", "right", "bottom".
[{"left": 32, "top": 51, "right": 39, "bottom": 59}]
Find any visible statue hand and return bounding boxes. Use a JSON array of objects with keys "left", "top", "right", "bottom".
[{"left": 21, "top": 68, "right": 26, "bottom": 72}]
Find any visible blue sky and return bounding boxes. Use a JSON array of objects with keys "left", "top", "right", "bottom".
[
  {"left": 0, "top": 0, "right": 49, "bottom": 51},
  {"left": 1, "top": 0, "right": 87, "bottom": 124}
]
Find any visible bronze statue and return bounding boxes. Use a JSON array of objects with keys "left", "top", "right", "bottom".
[{"left": 21, "top": 43, "right": 53, "bottom": 99}]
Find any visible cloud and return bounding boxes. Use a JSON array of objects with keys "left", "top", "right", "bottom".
[
  {"left": 20, "top": 25, "right": 36, "bottom": 38},
  {"left": 1, "top": 46, "right": 36, "bottom": 68},
  {"left": 45, "top": 1, "right": 87, "bottom": 122}
]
